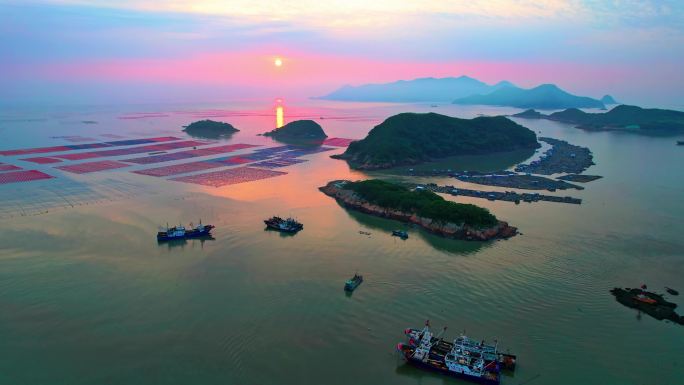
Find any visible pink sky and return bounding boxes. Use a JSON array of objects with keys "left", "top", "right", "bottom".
[
  {"left": 2, "top": 1, "right": 683, "bottom": 106},
  {"left": 13, "top": 49, "right": 643, "bottom": 99}
]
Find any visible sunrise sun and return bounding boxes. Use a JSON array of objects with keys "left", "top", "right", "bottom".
[{"left": 274, "top": 57, "right": 283, "bottom": 67}]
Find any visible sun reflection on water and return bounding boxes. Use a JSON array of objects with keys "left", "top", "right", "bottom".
[{"left": 275, "top": 99, "right": 284, "bottom": 128}]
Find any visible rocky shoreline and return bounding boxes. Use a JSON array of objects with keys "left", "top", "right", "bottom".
[{"left": 319, "top": 180, "right": 518, "bottom": 241}]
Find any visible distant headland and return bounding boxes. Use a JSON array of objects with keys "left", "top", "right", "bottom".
[
  {"left": 513, "top": 105, "right": 684, "bottom": 133},
  {"left": 452, "top": 84, "right": 605, "bottom": 109},
  {"left": 183, "top": 119, "right": 239, "bottom": 139},
  {"left": 320, "top": 179, "right": 517, "bottom": 241},
  {"left": 332, "top": 112, "right": 540, "bottom": 170}
]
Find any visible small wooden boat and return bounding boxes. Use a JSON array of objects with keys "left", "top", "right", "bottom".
[{"left": 344, "top": 273, "right": 363, "bottom": 292}]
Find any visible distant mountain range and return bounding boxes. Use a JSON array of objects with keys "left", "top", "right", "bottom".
[
  {"left": 512, "top": 105, "right": 684, "bottom": 133},
  {"left": 453, "top": 84, "right": 605, "bottom": 109},
  {"left": 316, "top": 76, "right": 611, "bottom": 109},
  {"left": 315, "top": 76, "right": 515, "bottom": 103}
]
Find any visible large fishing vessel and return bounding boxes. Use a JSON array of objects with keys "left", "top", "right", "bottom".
[
  {"left": 397, "top": 321, "right": 516, "bottom": 385},
  {"left": 264, "top": 216, "right": 303, "bottom": 233},
  {"left": 157, "top": 221, "right": 215, "bottom": 241}
]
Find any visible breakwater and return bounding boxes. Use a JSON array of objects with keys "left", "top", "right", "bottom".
[{"left": 419, "top": 183, "right": 582, "bottom": 205}]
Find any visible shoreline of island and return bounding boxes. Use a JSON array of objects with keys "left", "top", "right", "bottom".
[{"left": 319, "top": 180, "right": 518, "bottom": 241}]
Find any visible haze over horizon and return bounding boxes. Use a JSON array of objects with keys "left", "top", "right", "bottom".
[{"left": 2, "top": 0, "right": 683, "bottom": 107}]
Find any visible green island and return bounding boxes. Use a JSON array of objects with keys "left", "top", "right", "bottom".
[
  {"left": 183, "top": 119, "right": 239, "bottom": 139},
  {"left": 263, "top": 120, "right": 327, "bottom": 142},
  {"left": 346, "top": 179, "right": 497, "bottom": 227},
  {"left": 333, "top": 112, "right": 539, "bottom": 170},
  {"left": 513, "top": 105, "right": 684, "bottom": 132},
  {"left": 319, "top": 179, "right": 517, "bottom": 241}
]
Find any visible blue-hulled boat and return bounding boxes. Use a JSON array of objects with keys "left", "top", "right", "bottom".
[{"left": 344, "top": 273, "right": 363, "bottom": 292}]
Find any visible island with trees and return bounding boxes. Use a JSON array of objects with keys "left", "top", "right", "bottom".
[
  {"left": 262, "top": 120, "right": 327, "bottom": 142},
  {"left": 332, "top": 112, "right": 540, "bottom": 170},
  {"left": 319, "top": 179, "right": 517, "bottom": 241},
  {"left": 182, "top": 119, "right": 239, "bottom": 139},
  {"left": 513, "top": 105, "right": 684, "bottom": 133}
]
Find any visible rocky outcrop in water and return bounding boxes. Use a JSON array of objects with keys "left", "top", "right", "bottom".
[
  {"left": 610, "top": 287, "right": 684, "bottom": 325},
  {"left": 319, "top": 180, "right": 517, "bottom": 241}
]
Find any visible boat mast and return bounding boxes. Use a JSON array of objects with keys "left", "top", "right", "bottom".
[{"left": 435, "top": 326, "right": 448, "bottom": 340}]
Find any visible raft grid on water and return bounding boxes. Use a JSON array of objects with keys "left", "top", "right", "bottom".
[
  {"left": 21, "top": 157, "right": 64, "bottom": 164},
  {"left": 57, "top": 160, "right": 130, "bottom": 174},
  {"left": 122, "top": 143, "right": 259, "bottom": 164},
  {"left": 0, "top": 136, "right": 181, "bottom": 157},
  {"left": 0, "top": 170, "right": 54, "bottom": 184},
  {"left": 322, "top": 137, "right": 356, "bottom": 147},
  {"left": 170, "top": 167, "right": 287, "bottom": 187},
  {"left": 54, "top": 140, "right": 209, "bottom": 161},
  {"left": 0, "top": 163, "right": 23, "bottom": 172}
]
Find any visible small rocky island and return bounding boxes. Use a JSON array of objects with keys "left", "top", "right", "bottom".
[
  {"left": 263, "top": 120, "right": 327, "bottom": 142},
  {"left": 513, "top": 105, "right": 684, "bottom": 133},
  {"left": 183, "top": 119, "right": 239, "bottom": 139},
  {"left": 611, "top": 286, "right": 684, "bottom": 325},
  {"left": 333, "top": 112, "right": 540, "bottom": 170},
  {"left": 320, "top": 179, "right": 518, "bottom": 241}
]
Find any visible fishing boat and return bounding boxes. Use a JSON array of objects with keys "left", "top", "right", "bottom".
[
  {"left": 677, "top": 140, "right": 684, "bottom": 146},
  {"left": 392, "top": 230, "right": 409, "bottom": 239},
  {"left": 397, "top": 321, "right": 516, "bottom": 385},
  {"left": 264, "top": 216, "right": 303, "bottom": 233},
  {"left": 344, "top": 273, "right": 363, "bottom": 292},
  {"left": 157, "top": 220, "right": 214, "bottom": 241}
]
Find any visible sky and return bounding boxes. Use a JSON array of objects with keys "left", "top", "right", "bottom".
[{"left": 1, "top": 0, "right": 683, "bottom": 107}]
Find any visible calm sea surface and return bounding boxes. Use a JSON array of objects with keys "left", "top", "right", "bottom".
[{"left": 0, "top": 100, "right": 683, "bottom": 385}]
